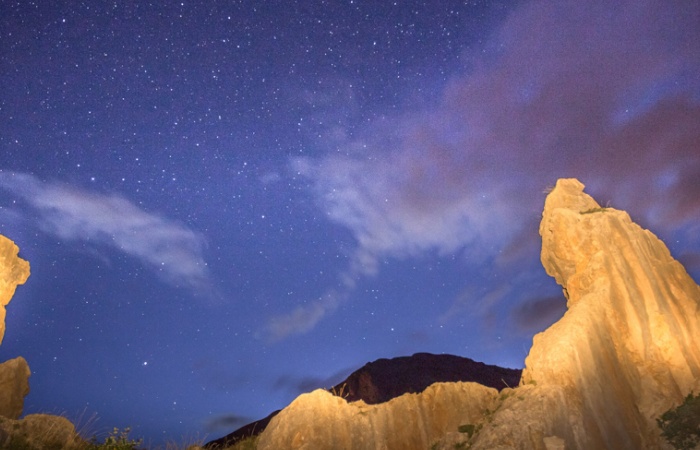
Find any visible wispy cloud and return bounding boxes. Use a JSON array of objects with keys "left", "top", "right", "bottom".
[
  {"left": 203, "top": 414, "right": 252, "bottom": 433},
  {"left": 511, "top": 296, "right": 567, "bottom": 332},
  {"left": 267, "top": 0, "right": 700, "bottom": 339},
  {"left": 264, "top": 288, "right": 346, "bottom": 342},
  {"left": 0, "top": 171, "right": 212, "bottom": 293}
]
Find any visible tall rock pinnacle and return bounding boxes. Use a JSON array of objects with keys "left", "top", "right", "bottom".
[
  {"left": 516, "top": 178, "right": 700, "bottom": 448},
  {"left": 471, "top": 178, "right": 700, "bottom": 449}
]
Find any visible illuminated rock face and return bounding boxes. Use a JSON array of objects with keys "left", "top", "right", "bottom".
[
  {"left": 0, "top": 235, "right": 31, "bottom": 420},
  {"left": 257, "top": 382, "right": 498, "bottom": 450},
  {"left": 256, "top": 178, "right": 700, "bottom": 449},
  {"left": 0, "top": 235, "right": 30, "bottom": 345},
  {"left": 471, "top": 178, "right": 700, "bottom": 449}
]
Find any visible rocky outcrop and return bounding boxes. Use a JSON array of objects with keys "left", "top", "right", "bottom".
[
  {"left": 0, "top": 235, "right": 30, "bottom": 345},
  {"left": 257, "top": 382, "right": 498, "bottom": 450},
  {"left": 205, "top": 353, "right": 520, "bottom": 448},
  {"left": 0, "top": 235, "right": 31, "bottom": 420},
  {"left": 0, "top": 414, "right": 86, "bottom": 449},
  {"left": 251, "top": 178, "right": 700, "bottom": 450},
  {"left": 457, "top": 178, "right": 700, "bottom": 449},
  {"left": 0, "top": 357, "right": 30, "bottom": 419}
]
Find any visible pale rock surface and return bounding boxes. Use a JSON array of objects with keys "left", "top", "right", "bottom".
[
  {"left": 257, "top": 381, "right": 498, "bottom": 450},
  {"left": 0, "top": 234, "right": 30, "bottom": 345},
  {"left": 0, "top": 356, "right": 30, "bottom": 419},
  {"left": 253, "top": 178, "right": 700, "bottom": 450},
  {"left": 469, "top": 178, "right": 700, "bottom": 449},
  {"left": 0, "top": 235, "right": 31, "bottom": 420}
]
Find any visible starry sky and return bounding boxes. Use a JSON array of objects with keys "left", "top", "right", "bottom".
[{"left": 1, "top": 0, "right": 699, "bottom": 446}]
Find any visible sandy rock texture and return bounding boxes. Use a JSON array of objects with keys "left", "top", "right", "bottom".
[
  {"left": 0, "top": 235, "right": 30, "bottom": 345},
  {"left": 257, "top": 382, "right": 498, "bottom": 450},
  {"left": 0, "top": 356, "right": 30, "bottom": 419},
  {"left": 0, "top": 235, "right": 31, "bottom": 420},
  {"left": 468, "top": 178, "right": 700, "bottom": 449}
]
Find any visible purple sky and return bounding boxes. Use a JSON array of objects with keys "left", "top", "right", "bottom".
[{"left": 1, "top": 0, "right": 698, "bottom": 446}]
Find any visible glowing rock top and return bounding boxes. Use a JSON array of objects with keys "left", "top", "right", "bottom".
[
  {"left": 517, "top": 177, "right": 700, "bottom": 448},
  {"left": 0, "top": 235, "right": 30, "bottom": 346}
]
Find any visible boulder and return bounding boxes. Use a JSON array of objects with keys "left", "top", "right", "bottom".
[
  {"left": 0, "top": 235, "right": 30, "bottom": 345},
  {"left": 0, "top": 414, "right": 86, "bottom": 449},
  {"left": 0, "top": 356, "right": 30, "bottom": 419}
]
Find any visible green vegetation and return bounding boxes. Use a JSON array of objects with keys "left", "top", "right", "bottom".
[
  {"left": 86, "top": 427, "right": 143, "bottom": 450},
  {"left": 457, "top": 423, "right": 482, "bottom": 439},
  {"left": 0, "top": 413, "right": 214, "bottom": 450},
  {"left": 227, "top": 435, "right": 258, "bottom": 450},
  {"left": 657, "top": 392, "right": 700, "bottom": 450},
  {"left": 499, "top": 390, "right": 515, "bottom": 402},
  {"left": 580, "top": 207, "right": 610, "bottom": 214}
]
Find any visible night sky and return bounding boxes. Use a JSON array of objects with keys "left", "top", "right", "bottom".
[{"left": 1, "top": 0, "right": 699, "bottom": 446}]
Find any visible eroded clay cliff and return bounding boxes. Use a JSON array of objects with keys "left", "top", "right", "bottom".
[
  {"left": 0, "top": 235, "right": 31, "bottom": 420},
  {"left": 257, "top": 382, "right": 498, "bottom": 450},
  {"left": 255, "top": 178, "right": 700, "bottom": 450},
  {"left": 0, "top": 235, "right": 30, "bottom": 345}
]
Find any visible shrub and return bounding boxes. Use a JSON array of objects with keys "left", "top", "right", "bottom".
[
  {"left": 657, "top": 392, "right": 700, "bottom": 450},
  {"left": 228, "top": 435, "right": 258, "bottom": 450},
  {"left": 87, "top": 427, "right": 143, "bottom": 450},
  {"left": 457, "top": 423, "right": 481, "bottom": 438}
]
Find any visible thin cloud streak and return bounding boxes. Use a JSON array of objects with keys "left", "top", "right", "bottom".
[
  {"left": 264, "top": 289, "right": 346, "bottom": 342},
  {"left": 0, "top": 171, "right": 211, "bottom": 293},
  {"left": 271, "top": 0, "right": 700, "bottom": 339},
  {"left": 511, "top": 296, "right": 568, "bottom": 332}
]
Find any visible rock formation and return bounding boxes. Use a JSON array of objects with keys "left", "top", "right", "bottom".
[
  {"left": 206, "top": 353, "right": 520, "bottom": 448},
  {"left": 0, "top": 235, "right": 30, "bottom": 345},
  {"left": 0, "top": 414, "right": 86, "bottom": 449},
  {"left": 251, "top": 178, "right": 700, "bottom": 450},
  {"left": 0, "top": 357, "right": 30, "bottom": 419},
  {"left": 489, "top": 177, "right": 700, "bottom": 449},
  {"left": 0, "top": 235, "right": 31, "bottom": 421},
  {"left": 258, "top": 382, "right": 498, "bottom": 450}
]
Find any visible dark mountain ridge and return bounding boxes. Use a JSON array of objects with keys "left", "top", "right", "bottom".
[{"left": 205, "top": 352, "right": 521, "bottom": 448}]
